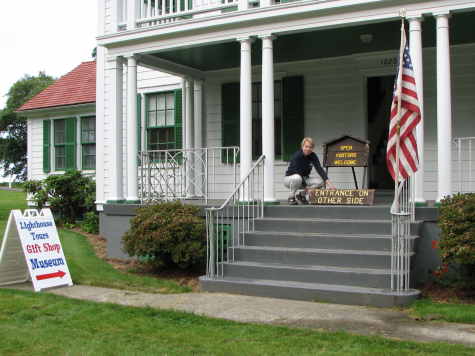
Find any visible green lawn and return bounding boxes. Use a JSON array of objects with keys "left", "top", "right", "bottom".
[
  {"left": 0, "top": 190, "right": 188, "bottom": 293},
  {"left": 1, "top": 289, "right": 474, "bottom": 356},
  {"left": 0, "top": 190, "right": 27, "bottom": 240},
  {"left": 407, "top": 298, "right": 475, "bottom": 324}
]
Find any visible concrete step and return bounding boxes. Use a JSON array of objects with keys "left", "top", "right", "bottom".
[
  {"left": 254, "top": 217, "right": 421, "bottom": 235},
  {"left": 232, "top": 246, "right": 411, "bottom": 269},
  {"left": 223, "top": 261, "right": 392, "bottom": 289},
  {"left": 199, "top": 276, "right": 420, "bottom": 307},
  {"left": 244, "top": 231, "right": 418, "bottom": 251},
  {"left": 265, "top": 205, "right": 392, "bottom": 220}
]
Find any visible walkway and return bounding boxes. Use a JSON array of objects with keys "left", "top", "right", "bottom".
[{"left": 5, "top": 283, "right": 475, "bottom": 347}]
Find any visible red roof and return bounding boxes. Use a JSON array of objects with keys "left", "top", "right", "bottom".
[{"left": 17, "top": 61, "right": 96, "bottom": 112}]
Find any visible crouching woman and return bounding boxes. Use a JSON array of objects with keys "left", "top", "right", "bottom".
[{"left": 284, "top": 137, "right": 336, "bottom": 205}]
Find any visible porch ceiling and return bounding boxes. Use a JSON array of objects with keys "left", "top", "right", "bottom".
[{"left": 150, "top": 12, "right": 474, "bottom": 72}]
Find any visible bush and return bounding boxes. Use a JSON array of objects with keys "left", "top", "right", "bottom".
[
  {"left": 122, "top": 202, "right": 206, "bottom": 271},
  {"left": 24, "top": 170, "right": 96, "bottom": 224},
  {"left": 82, "top": 211, "right": 100, "bottom": 234},
  {"left": 437, "top": 193, "right": 475, "bottom": 288}
]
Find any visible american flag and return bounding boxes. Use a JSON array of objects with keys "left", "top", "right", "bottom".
[{"left": 386, "top": 27, "right": 421, "bottom": 182}]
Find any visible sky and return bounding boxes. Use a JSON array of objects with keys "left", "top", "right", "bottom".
[{"left": 0, "top": 1, "right": 98, "bottom": 109}]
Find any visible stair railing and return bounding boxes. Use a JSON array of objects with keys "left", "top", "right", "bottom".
[
  {"left": 205, "top": 155, "right": 265, "bottom": 279},
  {"left": 390, "top": 177, "right": 414, "bottom": 292}
]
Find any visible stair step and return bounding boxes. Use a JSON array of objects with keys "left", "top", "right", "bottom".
[
  {"left": 223, "top": 261, "right": 392, "bottom": 288},
  {"left": 254, "top": 217, "right": 421, "bottom": 235},
  {"left": 232, "top": 245, "right": 414, "bottom": 269},
  {"left": 264, "top": 205, "right": 393, "bottom": 220},
  {"left": 199, "top": 276, "right": 419, "bottom": 307},
  {"left": 244, "top": 231, "right": 418, "bottom": 251}
]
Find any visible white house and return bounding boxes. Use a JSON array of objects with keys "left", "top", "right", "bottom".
[
  {"left": 20, "top": 0, "right": 475, "bottom": 305},
  {"left": 18, "top": 61, "right": 96, "bottom": 182},
  {"left": 91, "top": 0, "right": 475, "bottom": 209}
]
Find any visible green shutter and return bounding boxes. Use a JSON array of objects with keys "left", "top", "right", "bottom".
[
  {"left": 282, "top": 76, "right": 304, "bottom": 161},
  {"left": 174, "top": 89, "right": 183, "bottom": 149},
  {"left": 221, "top": 82, "right": 240, "bottom": 163},
  {"left": 137, "top": 94, "right": 142, "bottom": 152},
  {"left": 43, "top": 120, "right": 51, "bottom": 173},
  {"left": 65, "top": 117, "right": 77, "bottom": 170}
]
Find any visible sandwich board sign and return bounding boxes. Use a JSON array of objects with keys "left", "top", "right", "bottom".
[{"left": 0, "top": 209, "right": 73, "bottom": 291}]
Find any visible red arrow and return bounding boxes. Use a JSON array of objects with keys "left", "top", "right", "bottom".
[{"left": 36, "top": 270, "right": 66, "bottom": 281}]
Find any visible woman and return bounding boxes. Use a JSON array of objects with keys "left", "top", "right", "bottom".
[{"left": 284, "top": 137, "right": 336, "bottom": 205}]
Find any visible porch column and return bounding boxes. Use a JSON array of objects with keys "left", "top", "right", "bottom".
[
  {"left": 194, "top": 80, "right": 203, "bottom": 149},
  {"left": 126, "top": 56, "right": 139, "bottom": 203},
  {"left": 238, "top": 37, "right": 253, "bottom": 192},
  {"left": 185, "top": 78, "right": 195, "bottom": 196},
  {"left": 408, "top": 16, "right": 425, "bottom": 205},
  {"left": 435, "top": 12, "right": 453, "bottom": 201},
  {"left": 109, "top": 56, "right": 125, "bottom": 202},
  {"left": 194, "top": 80, "right": 204, "bottom": 196},
  {"left": 260, "top": 34, "right": 277, "bottom": 203}
]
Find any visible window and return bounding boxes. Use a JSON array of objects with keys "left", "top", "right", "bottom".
[
  {"left": 221, "top": 76, "right": 303, "bottom": 162},
  {"left": 54, "top": 119, "right": 66, "bottom": 170},
  {"left": 146, "top": 91, "right": 182, "bottom": 151},
  {"left": 81, "top": 116, "right": 96, "bottom": 170},
  {"left": 251, "top": 81, "right": 282, "bottom": 158}
]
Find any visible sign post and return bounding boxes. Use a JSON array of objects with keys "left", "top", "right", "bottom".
[{"left": 0, "top": 209, "right": 73, "bottom": 291}]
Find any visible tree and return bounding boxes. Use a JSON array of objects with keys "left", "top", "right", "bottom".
[{"left": 0, "top": 72, "right": 55, "bottom": 181}]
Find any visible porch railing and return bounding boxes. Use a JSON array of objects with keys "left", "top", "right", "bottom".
[
  {"left": 390, "top": 177, "right": 414, "bottom": 292},
  {"left": 205, "top": 155, "right": 265, "bottom": 279},
  {"left": 139, "top": 146, "right": 239, "bottom": 203},
  {"left": 454, "top": 137, "right": 475, "bottom": 193}
]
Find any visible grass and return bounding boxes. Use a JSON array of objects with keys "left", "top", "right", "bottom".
[
  {"left": 0, "top": 189, "right": 27, "bottom": 240},
  {"left": 407, "top": 298, "right": 475, "bottom": 324},
  {"left": 0, "top": 189, "right": 188, "bottom": 294},
  {"left": 59, "top": 228, "right": 189, "bottom": 293},
  {"left": 1, "top": 289, "right": 474, "bottom": 356}
]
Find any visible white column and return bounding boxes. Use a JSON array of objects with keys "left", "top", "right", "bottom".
[
  {"left": 95, "top": 45, "right": 106, "bottom": 209},
  {"left": 238, "top": 37, "right": 253, "bottom": 194},
  {"left": 126, "top": 56, "right": 139, "bottom": 202},
  {"left": 127, "top": 0, "right": 137, "bottom": 30},
  {"left": 185, "top": 78, "right": 195, "bottom": 196},
  {"left": 260, "top": 35, "right": 276, "bottom": 203},
  {"left": 409, "top": 17, "right": 425, "bottom": 205},
  {"left": 194, "top": 80, "right": 203, "bottom": 149},
  {"left": 238, "top": 0, "right": 249, "bottom": 11},
  {"left": 194, "top": 80, "right": 203, "bottom": 196},
  {"left": 108, "top": 56, "right": 125, "bottom": 202},
  {"left": 435, "top": 12, "right": 453, "bottom": 202}
]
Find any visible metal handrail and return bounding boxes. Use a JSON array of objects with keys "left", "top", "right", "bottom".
[
  {"left": 205, "top": 155, "right": 265, "bottom": 279},
  {"left": 454, "top": 137, "right": 475, "bottom": 193},
  {"left": 139, "top": 146, "right": 239, "bottom": 203}
]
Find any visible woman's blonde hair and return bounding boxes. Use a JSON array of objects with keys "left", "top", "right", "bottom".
[{"left": 301, "top": 137, "right": 315, "bottom": 148}]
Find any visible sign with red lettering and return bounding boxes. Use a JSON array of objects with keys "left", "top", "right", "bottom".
[{"left": 0, "top": 209, "right": 72, "bottom": 291}]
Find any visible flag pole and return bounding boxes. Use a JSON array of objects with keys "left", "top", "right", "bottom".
[{"left": 393, "top": 11, "right": 406, "bottom": 214}]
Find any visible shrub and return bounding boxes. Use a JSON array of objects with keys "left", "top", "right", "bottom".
[
  {"left": 24, "top": 170, "right": 96, "bottom": 224},
  {"left": 437, "top": 193, "right": 475, "bottom": 288},
  {"left": 122, "top": 202, "right": 206, "bottom": 271},
  {"left": 82, "top": 211, "right": 100, "bottom": 234}
]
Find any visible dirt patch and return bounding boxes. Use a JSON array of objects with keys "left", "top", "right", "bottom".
[
  {"left": 420, "top": 282, "right": 475, "bottom": 304},
  {"left": 71, "top": 228, "right": 201, "bottom": 292}
]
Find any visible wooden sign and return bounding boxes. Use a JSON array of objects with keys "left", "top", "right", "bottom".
[
  {"left": 323, "top": 135, "right": 370, "bottom": 168},
  {"left": 308, "top": 189, "right": 375, "bottom": 205}
]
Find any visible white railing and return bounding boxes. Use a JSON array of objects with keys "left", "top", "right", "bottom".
[
  {"left": 454, "top": 137, "right": 475, "bottom": 193},
  {"left": 390, "top": 178, "right": 414, "bottom": 292},
  {"left": 135, "top": 0, "right": 239, "bottom": 27},
  {"left": 205, "top": 155, "right": 265, "bottom": 279},
  {"left": 139, "top": 146, "right": 239, "bottom": 203}
]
